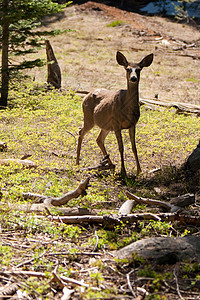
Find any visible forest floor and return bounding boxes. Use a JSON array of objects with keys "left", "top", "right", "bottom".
[{"left": 0, "top": 2, "right": 200, "bottom": 299}]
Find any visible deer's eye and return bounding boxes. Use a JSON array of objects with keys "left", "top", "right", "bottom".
[
  {"left": 136, "top": 68, "right": 141, "bottom": 74},
  {"left": 126, "top": 68, "right": 132, "bottom": 73}
]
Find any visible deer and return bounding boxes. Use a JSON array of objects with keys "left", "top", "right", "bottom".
[{"left": 76, "top": 51, "right": 154, "bottom": 177}]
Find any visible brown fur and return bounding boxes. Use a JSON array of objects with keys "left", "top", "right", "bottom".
[{"left": 76, "top": 51, "right": 153, "bottom": 177}]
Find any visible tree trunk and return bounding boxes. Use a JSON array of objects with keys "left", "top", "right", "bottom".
[{"left": 0, "top": 0, "right": 9, "bottom": 108}]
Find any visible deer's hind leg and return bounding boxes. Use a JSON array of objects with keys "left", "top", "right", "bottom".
[
  {"left": 76, "top": 120, "right": 94, "bottom": 165},
  {"left": 96, "top": 129, "right": 114, "bottom": 166}
]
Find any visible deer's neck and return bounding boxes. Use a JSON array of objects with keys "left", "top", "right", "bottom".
[{"left": 126, "top": 83, "right": 139, "bottom": 107}]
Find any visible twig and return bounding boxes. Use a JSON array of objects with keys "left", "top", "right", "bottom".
[
  {"left": 126, "top": 191, "right": 172, "bottom": 211},
  {"left": 0, "top": 270, "right": 46, "bottom": 278},
  {"left": 66, "top": 130, "right": 77, "bottom": 150},
  {"left": 60, "top": 275, "right": 100, "bottom": 291},
  {"left": 126, "top": 270, "right": 136, "bottom": 298},
  {"left": 60, "top": 275, "right": 89, "bottom": 288},
  {"left": 16, "top": 250, "right": 46, "bottom": 268},
  {"left": 47, "top": 251, "right": 102, "bottom": 256},
  {"left": 92, "top": 230, "right": 99, "bottom": 252},
  {"left": 173, "top": 267, "right": 183, "bottom": 300},
  {"left": 52, "top": 266, "right": 65, "bottom": 289}
]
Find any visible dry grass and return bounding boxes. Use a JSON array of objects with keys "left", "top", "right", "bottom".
[{"left": 27, "top": 3, "right": 200, "bottom": 104}]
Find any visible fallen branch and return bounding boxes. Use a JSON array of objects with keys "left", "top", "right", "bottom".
[
  {"left": 158, "top": 212, "right": 200, "bottom": 226},
  {"left": 0, "top": 270, "right": 46, "bottom": 278},
  {"left": 49, "top": 213, "right": 161, "bottom": 226},
  {"left": 21, "top": 177, "right": 90, "bottom": 207},
  {"left": 75, "top": 90, "right": 200, "bottom": 115},
  {"left": 45, "top": 177, "right": 90, "bottom": 206},
  {"left": 0, "top": 158, "right": 37, "bottom": 168},
  {"left": 126, "top": 191, "right": 172, "bottom": 211},
  {"left": 126, "top": 191, "right": 195, "bottom": 212},
  {"left": 139, "top": 98, "right": 200, "bottom": 115},
  {"left": 60, "top": 275, "right": 89, "bottom": 288}
]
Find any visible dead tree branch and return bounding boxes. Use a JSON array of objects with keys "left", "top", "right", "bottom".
[
  {"left": 21, "top": 177, "right": 90, "bottom": 207},
  {"left": 126, "top": 191, "right": 195, "bottom": 212}
]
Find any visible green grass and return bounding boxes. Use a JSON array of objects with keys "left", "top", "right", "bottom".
[
  {"left": 1, "top": 79, "right": 199, "bottom": 198},
  {"left": 107, "top": 20, "right": 123, "bottom": 27},
  {"left": 0, "top": 80, "right": 199, "bottom": 299}
]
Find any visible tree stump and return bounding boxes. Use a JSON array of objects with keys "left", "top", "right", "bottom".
[{"left": 45, "top": 40, "right": 61, "bottom": 89}]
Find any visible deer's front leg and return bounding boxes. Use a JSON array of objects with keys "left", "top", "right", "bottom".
[
  {"left": 129, "top": 127, "right": 141, "bottom": 175},
  {"left": 115, "top": 130, "right": 127, "bottom": 177}
]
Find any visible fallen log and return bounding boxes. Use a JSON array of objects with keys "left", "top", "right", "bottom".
[
  {"left": 0, "top": 158, "right": 37, "bottom": 168},
  {"left": 49, "top": 213, "right": 161, "bottom": 226},
  {"left": 158, "top": 212, "right": 200, "bottom": 226},
  {"left": 140, "top": 98, "right": 200, "bottom": 115},
  {"left": 115, "top": 236, "right": 200, "bottom": 263}
]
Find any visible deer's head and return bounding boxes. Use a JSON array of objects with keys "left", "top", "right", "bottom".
[{"left": 116, "top": 51, "right": 153, "bottom": 85}]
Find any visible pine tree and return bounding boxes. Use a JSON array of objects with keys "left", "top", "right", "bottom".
[{"left": 0, "top": 0, "right": 70, "bottom": 108}]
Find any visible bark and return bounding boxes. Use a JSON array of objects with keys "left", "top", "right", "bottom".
[
  {"left": 45, "top": 40, "right": 61, "bottom": 89},
  {"left": 0, "top": 202, "right": 93, "bottom": 216},
  {"left": 115, "top": 236, "right": 200, "bottom": 263},
  {"left": 126, "top": 191, "right": 195, "bottom": 212},
  {"left": 43, "top": 177, "right": 90, "bottom": 206},
  {"left": 49, "top": 213, "right": 160, "bottom": 226},
  {"left": 139, "top": 98, "right": 200, "bottom": 115},
  {"left": 0, "top": 0, "right": 9, "bottom": 108}
]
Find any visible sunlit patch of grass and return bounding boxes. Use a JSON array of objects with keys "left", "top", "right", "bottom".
[{"left": 107, "top": 20, "right": 123, "bottom": 27}]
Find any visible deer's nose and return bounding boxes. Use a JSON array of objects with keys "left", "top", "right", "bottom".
[{"left": 130, "top": 76, "right": 137, "bottom": 82}]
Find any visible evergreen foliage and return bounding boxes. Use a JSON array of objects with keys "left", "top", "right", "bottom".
[{"left": 0, "top": 0, "right": 71, "bottom": 108}]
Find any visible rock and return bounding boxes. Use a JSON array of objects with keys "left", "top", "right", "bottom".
[
  {"left": 185, "top": 141, "right": 200, "bottom": 173},
  {"left": 115, "top": 236, "right": 200, "bottom": 264}
]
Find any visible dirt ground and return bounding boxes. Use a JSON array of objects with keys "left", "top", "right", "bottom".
[{"left": 39, "top": 1, "right": 200, "bottom": 105}]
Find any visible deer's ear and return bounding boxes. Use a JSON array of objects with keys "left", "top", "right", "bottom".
[
  {"left": 116, "top": 51, "right": 129, "bottom": 68},
  {"left": 139, "top": 53, "right": 153, "bottom": 68}
]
